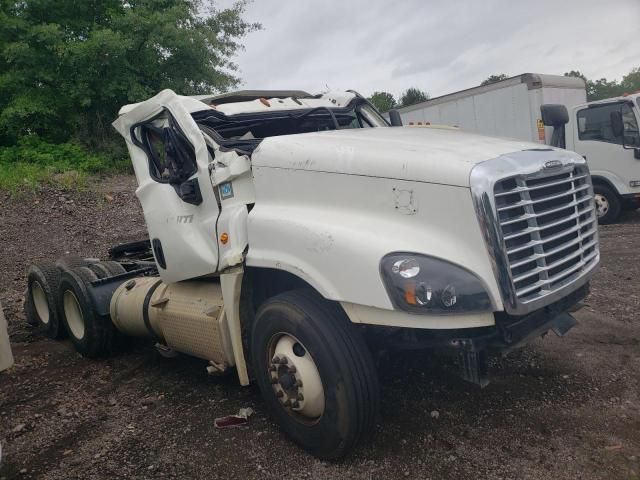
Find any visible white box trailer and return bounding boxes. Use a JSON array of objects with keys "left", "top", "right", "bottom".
[{"left": 396, "top": 73, "right": 586, "bottom": 144}]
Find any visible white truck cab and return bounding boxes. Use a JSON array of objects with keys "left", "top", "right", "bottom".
[
  {"left": 542, "top": 93, "right": 640, "bottom": 223},
  {"left": 26, "top": 89, "right": 600, "bottom": 458}
]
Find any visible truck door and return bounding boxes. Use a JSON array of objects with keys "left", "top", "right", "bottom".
[
  {"left": 572, "top": 100, "right": 640, "bottom": 197},
  {"left": 112, "top": 90, "right": 220, "bottom": 283}
]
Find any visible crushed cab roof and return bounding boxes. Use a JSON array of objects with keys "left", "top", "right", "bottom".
[{"left": 191, "top": 90, "right": 313, "bottom": 105}]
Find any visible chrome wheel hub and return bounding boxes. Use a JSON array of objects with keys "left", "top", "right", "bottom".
[
  {"left": 63, "top": 290, "right": 85, "bottom": 340},
  {"left": 594, "top": 193, "right": 609, "bottom": 218},
  {"left": 269, "top": 335, "right": 324, "bottom": 419}
]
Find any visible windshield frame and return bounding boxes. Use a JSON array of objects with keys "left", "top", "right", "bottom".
[
  {"left": 192, "top": 97, "right": 390, "bottom": 153},
  {"left": 357, "top": 102, "right": 390, "bottom": 127}
]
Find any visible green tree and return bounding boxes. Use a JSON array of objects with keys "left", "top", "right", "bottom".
[
  {"left": 480, "top": 74, "right": 509, "bottom": 86},
  {"left": 621, "top": 67, "right": 640, "bottom": 93},
  {"left": 563, "top": 70, "right": 588, "bottom": 83},
  {"left": 564, "top": 70, "right": 629, "bottom": 101},
  {"left": 399, "top": 87, "right": 429, "bottom": 108},
  {"left": 0, "top": 0, "right": 259, "bottom": 150},
  {"left": 588, "top": 78, "right": 624, "bottom": 101},
  {"left": 367, "top": 91, "right": 396, "bottom": 113}
]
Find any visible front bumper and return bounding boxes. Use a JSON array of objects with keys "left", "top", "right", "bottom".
[
  {"left": 622, "top": 193, "right": 640, "bottom": 209},
  {"left": 377, "top": 283, "right": 589, "bottom": 387}
]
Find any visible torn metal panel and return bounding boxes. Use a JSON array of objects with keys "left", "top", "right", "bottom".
[
  {"left": 112, "top": 89, "right": 220, "bottom": 283},
  {"left": 211, "top": 149, "right": 255, "bottom": 271}
]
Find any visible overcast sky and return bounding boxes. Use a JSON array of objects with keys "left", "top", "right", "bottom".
[{"left": 219, "top": 0, "right": 639, "bottom": 99}]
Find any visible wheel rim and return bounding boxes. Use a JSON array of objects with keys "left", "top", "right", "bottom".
[
  {"left": 31, "top": 281, "right": 50, "bottom": 325},
  {"left": 63, "top": 290, "right": 85, "bottom": 340},
  {"left": 268, "top": 334, "right": 325, "bottom": 421},
  {"left": 594, "top": 193, "right": 609, "bottom": 218}
]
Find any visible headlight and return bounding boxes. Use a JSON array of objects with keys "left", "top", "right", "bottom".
[{"left": 380, "top": 253, "right": 492, "bottom": 314}]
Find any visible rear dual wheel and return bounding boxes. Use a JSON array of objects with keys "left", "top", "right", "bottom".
[
  {"left": 58, "top": 266, "right": 116, "bottom": 358},
  {"left": 87, "top": 261, "right": 126, "bottom": 278},
  {"left": 25, "top": 264, "right": 65, "bottom": 338},
  {"left": 25, "top": 259, "right": 123, "bottom": 357},
  {"left": 251, "top": 290, "right": 379, "bottom": 459}
]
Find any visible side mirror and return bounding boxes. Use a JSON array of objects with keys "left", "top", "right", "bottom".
[
  {"left": 541, "top": 104, "right": 568, "bottom": 149},
  {"left": 389, "top": 109, "right": 403, "bottom": 127},
  {"left": 541, "top": 104, "right": 568, "bottom": 126},
  {"left": 610, "top": 110, "right": 640, "bottom": 157},
  {"left": 610, "top": 110, "right": 624, "bottom": 138}
]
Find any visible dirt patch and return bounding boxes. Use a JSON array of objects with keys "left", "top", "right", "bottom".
[
  {"left": 0, "top": 175, "right": 146, "bottom": 341},
  {"left": 1, "top": 177, "right": 639, "bottom": 479}
]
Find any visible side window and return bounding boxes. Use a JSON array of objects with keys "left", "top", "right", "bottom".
[
  {"left": 577, "top": 103, "right": 640, "bottom": 146},
  {"left": 621, "top": 104, "right": 640, "bottom": 147},
  {"left": 133, "top": 111, "right": 197, "bottom": 184}
]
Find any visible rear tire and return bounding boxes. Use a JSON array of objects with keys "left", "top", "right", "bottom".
[
  {"left": 55, "top": 256, "right": 97, "bottom": 272},
  {"left": 594, "top": 184, "right": 621, "bottom": 225},
  {"left": 25, "top": 263, "right": 65, "bottom": 338},
  {"left": 23, "top": 289, "right": 38, "bottom": 326},
  {"left": 58, "top": 267, "right": 115, "bottom": 357},
  {"left": 251, "top": 289, "right": 379, "bottom": 459},
  {"left": 87, "top": 261, "right": 126, "bottom": 279},
  {"left": 100, "top": 261, "right": 127, "bottom": 276}
]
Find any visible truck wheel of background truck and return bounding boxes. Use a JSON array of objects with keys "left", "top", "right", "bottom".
[
  {"left": 25, "top": 263, "right": 65, "bottom": 339},
  {"left": 251, "top": 289, "right": 379, "bottom": 459},
  {"left": 58, "top": 267, "right": 115, "bottom": 357},
  {"left": 593, "top": 184, "right": 621, "bottom": 225}
]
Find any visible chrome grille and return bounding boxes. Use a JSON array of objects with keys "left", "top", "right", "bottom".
[{"left": 493, "top": 164, "right": 599, "bottom": 304}]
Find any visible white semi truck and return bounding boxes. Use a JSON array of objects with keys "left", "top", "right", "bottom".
[
  {"left": 25, "top": 89, "right": 600, "bottom": 458},
  {"left": 393, "top": 74, "right": 640, "bottom": 223}
]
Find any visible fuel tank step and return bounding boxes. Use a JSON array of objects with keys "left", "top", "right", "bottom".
[{"left": 110, "top": 277, "right": 234, "bottom": 367}]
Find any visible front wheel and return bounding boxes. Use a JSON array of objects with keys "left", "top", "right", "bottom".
[
  {"left": 251, "top": 290, "right": 379, "bottom": 459},
  {"left": 594, "top": 184, "right": 621, "bottom": 225}
]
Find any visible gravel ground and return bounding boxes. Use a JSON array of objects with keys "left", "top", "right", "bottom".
[{"left": 1, "top": 175, "right": 639, "bottom": 480}]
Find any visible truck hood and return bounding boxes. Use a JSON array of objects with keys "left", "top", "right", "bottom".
[{"left": 252, "top": 126, "right": 551, "bottom": 187}]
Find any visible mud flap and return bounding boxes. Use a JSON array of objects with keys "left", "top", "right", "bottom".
[
  {"left": 459, "top": 348, "right": 489, "bottom": 388},
  {"left": 551, "top": 312, "right": 578, "bottom": 337}
]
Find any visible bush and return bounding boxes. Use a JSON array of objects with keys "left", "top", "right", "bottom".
[{"left": 0, "top": 136, "right": 130, "bottom": 192}]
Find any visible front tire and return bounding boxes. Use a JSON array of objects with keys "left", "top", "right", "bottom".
[
  {"left": 594, "top": 184, "right": 621, "bottom": 225},
  {"left": 251, "top": 290, "right": 379, "bottom": 459}
]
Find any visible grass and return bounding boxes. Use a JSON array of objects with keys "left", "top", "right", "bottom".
[{"left": 0, "top": 136, "right": 131, "bottom": 193}]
